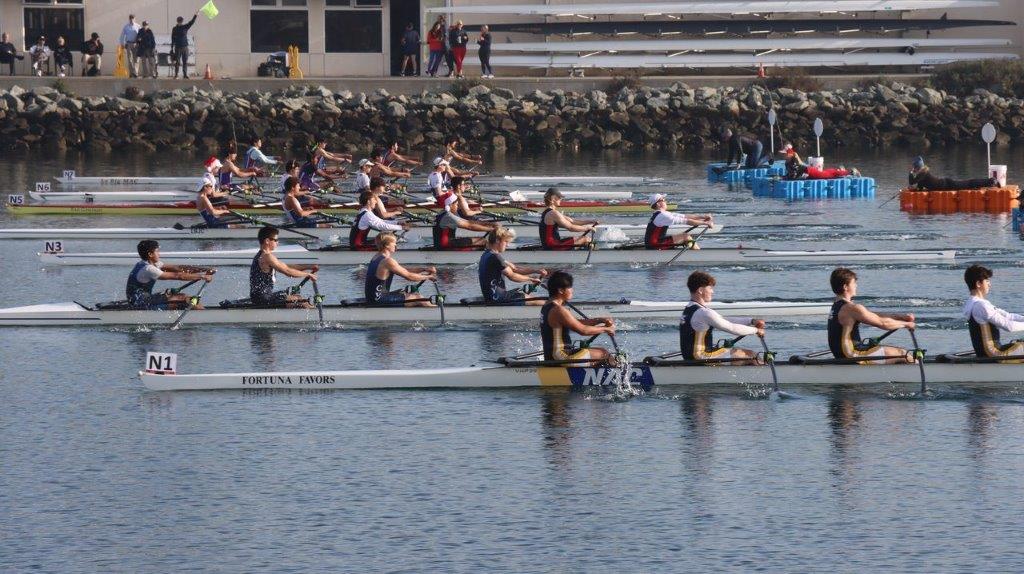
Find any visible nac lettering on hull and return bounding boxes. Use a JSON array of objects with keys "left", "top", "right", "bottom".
[{"left": 567, "top": 366, "right": 654, "bottom": 391}]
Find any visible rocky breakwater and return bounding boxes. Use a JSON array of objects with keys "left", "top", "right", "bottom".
[{"left": 0, "top": 82, "right": 1019, "bottom": 153}]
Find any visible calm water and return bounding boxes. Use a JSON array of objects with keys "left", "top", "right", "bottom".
[{"left": 3, "top": 145, "right": 1024, "bottom": 572}]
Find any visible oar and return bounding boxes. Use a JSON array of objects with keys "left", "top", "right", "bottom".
[
  {"left": 169, "top": 281, "right": 208, "bottom": 330},
  {"left": 664, "top": 225, "right": 711, "bottom": 266},
  {"left": 758, "top": 334, "right": 780, "bottom": 394},
  {"left": 877, "top": 189, "right": 903, "bottom": 209},
  {"left": 863, "top": 329, "right": 898, "bottom": 348},
  {"left": 227, "top": 209, "right": 322, "bottom": 241},
  {"left": 431, "top": 279, "right": 446, "bottom": 325},
  {"left": 311, "top": 278, "right": 325, "bottom": 327},
  {"left": 908, "top": 328, "right": 928, "bottom": 396},
  {"left": 583, "top": 229, "right": 597, "bottom": 265}
]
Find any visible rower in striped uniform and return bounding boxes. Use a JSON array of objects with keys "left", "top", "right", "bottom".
[
  {"left": 479, "top": 226, "right": 547, "bottom": 306},
  {"left": 680, "top": 271, "right": 764, "bottom": 365},
  {"left": 962, "top": 265, "right": 1024, "bottom": 361},
  {"left": 127, "top": 240, "right": 214, "bottom": 310},
  {"left": 645, "top": 193, "right": 713, "bottom": 250},
  {"left": 250, "top": 226, "right": 318, "bottom": 308},
  {"left": 381, "top": 141, "right": 422, "bottom": 170},
  {"left": 282, "top": 176, "right": 331, "bottom": 228},
  {"left": 365, "top": 233, "right": 437, "bottom": 307},
  {"left": 433, "top": 176, "right": 498, "bottom": 249},
  {"left": 197, "top": 182, "right": 243, "bottom": 229},
  {"left": 827, "top": 267, "right": 916, "bottom": 364},
  {"left": 541, "top": 271, "right": 615, "bottom": 365},
  {"left": 350, "top": 186, "right": 408, "bottom": 251},
  {"left": 539, "top": 188, "right": 598, "bottom": 250}
]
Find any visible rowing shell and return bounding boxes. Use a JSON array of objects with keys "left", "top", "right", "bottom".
[
  {"left": 55, "top": 174, "right": 661, "bottom": 187},
  {"left": 0, "top": 299, "right": 826, "bottom": 327},
  {"left": 38, "top": 244, "right": 956, "bottom": 267},
  {"left": 139, "top": 359, "right": 1024, "bottom": 391},
  {"left": 29, "top": 189, "right": 634, "bottom": 203},
  {"left": 0, "top": 223, "right": 723, "bottom": 242}
]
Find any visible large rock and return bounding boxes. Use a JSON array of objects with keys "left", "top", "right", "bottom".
[
  {"left": 467, "top": 84, "right": 490, "bottom": 97},
  {"left": 915, "top": 88, "right": 944, "bottom": 106},
  {"left": 385, "top": 101, "right": 406, "bottom": 118}
]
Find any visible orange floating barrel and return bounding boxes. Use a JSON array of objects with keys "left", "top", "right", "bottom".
[{"left": 899, "top": 185, "right": 1019, "bottom": 214}]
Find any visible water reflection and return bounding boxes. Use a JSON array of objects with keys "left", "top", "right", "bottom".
[{"left": 966, "top": 402, "right": 998, "bottom": 462}]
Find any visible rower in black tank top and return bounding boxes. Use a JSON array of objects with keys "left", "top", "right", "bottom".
[
  {"left": 827, "top": 300, "right": 878, "bottom": 358},
  {"left": 250, "top": 252, "right": 281, "bottom": 306},
  {"left": 541, "top": 301, "right": 574, "bottom": 360}
]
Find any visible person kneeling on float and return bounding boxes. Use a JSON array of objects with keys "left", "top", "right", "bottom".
[
  {"left": 350, "top": 187, "right": 409, "bottom": 251},
  {"left": 127, "top": 239, "right": 214, "bottom": 310},
  {"left": 828, "top": 267, "right": 916, "bottom": 363},
  {"left": 540, "top": 188, "right": 598, "bottom": 250},
  {"left": 719, "top": 127, "right": 770, "bottom": 170},
  {"left": 282, "top": 175, "right": 332, "bottom": 228},
  {"left": 908, "top": 156, "right": 998, "bottom": 191},
  {"left": 541, "top": 271, "right": 615, "bottom": 366},
  {"left": 433, "top": 176, "right": 498, "bottom": 249},
  {"left": 365, "top": 233, "right": 437, "bottom": 307},
  {"left": 479, "top": 226, "right": 548, "bottom": 306},
  {"left": 251, "top": 226, "right": 319, "bottom": 308},
  {"left": 680, "top": 271, "right": 764, "bottom": 365},
  {"left": 781, "top": 144, "right": 860, "bottom": 180},
  {"left": 963, "top": 264, "right": 1024, "bottom": 361},
  {"left": 645, "top": 193, "right": 713, "bottom": 250},
  {"left": 197, "top": 182, "right": 245, "bottom": 229}
]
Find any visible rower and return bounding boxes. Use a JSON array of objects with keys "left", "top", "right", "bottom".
[
  {"left": 909, "top": 156, "right": 998, "bottom": 191},
  {"left": 433, "top": 176, "right": 499, "bottom": 249},
  {"left": 351, "top": 188, "right": 409, "bottom": 251},
  {"left": 539, "top": 188, "right": 597, "bottom": 250},
  {"left": 382, "top": 141, "right": 422, "bottom": 169},
  {"left": 197, "top": 182, "right": 243, "bottom": 229},
  {"left": 370, "top": 149, "right": 412, "bottom": 179},
  {"left": 219, "top": 142, "right": 261, "bottom": 191},
  {"left": 251, "top": 226, "right": 319, "bottom": 308},
  {"left": 311, "top": 139, "right": 352, "bottom": 178},
  {"left": 365, "top": 233, "right": 437, "bottom": 307},
  {"left": 962, "top": 264, "right": 1024, "bottom": 360},
  {"left": 541, "top": 271, "right": 615, "bottom": 365},
  {"left": 444, "top": 136, "right": 483, "bottom": 169},
  {"left": 368, "top": 176, "right": 404, "bottom": 219},
  {"left": 282, "top": 175, "right": 331, "bottom": 228},
  {"left": 199, "top": 156, "right": 229, "bottom": 205},
  {"left": 127, "top": 239, "right": 214, "bottom": 310},
  {"left": 479, "top": 226, "right": 548, "bottom": 306},
  {"left": 245, "top": 137, "right": 278, "bottom": 171},
  {"left": 680, "top": 271, "right": 764, "bottom": 365},
  {"left": 280, "top": 159, "right": 301, "bottom": 193},
  {"left": 645, "top": 193, "right": 713, "bottom": 250},
  {"left": 720, "top": 127, "right": 769, "bottom": 169},
  {"left": 828, "top": 267, "right": 916, "bottom": 364},
  {"left": 354, "top": 159, "right": 374, "bottom": 193},
  {"left": 299, "top": 151, "right": 333, "bottom": 190},
  {"left": 427, "top": 157, "right": 452, "bottom": 197}
]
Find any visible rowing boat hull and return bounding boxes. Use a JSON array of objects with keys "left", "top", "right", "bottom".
[
  {"left": 39, "top": 245, "right": 957, "bottom": 266},
  {"left": 55, "top": 175, "right": 661, "bottom": 187},
  {"left": 0, "top": 223, "right": 723, "bottom": 242},
  {"left": 30, "top": 189, "right": 634, "bottom": 203},
  {"left": 139, "top": 361, "right": 1024, "bottom": 391},
  {"left": 0, "top": 300, "right": 827, "bottom": 327}
]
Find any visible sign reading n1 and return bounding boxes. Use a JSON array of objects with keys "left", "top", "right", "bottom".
[{"left": 145, "top": 352, "right": 177, "bottom": 374}]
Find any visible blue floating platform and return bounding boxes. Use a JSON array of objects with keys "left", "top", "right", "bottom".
[
  {"left": 751, "top": 176, "right": 876, "bottom": 200},
  {"left": 1013, "top": 207, "right": 1021, "bottom": 233},
  {"left": 707, "top": 161, "right": 785, "bottom": 184}
]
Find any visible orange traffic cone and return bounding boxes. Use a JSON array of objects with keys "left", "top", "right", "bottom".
[
  {"left": 757, "top": 64, "right": 766, "bottom": 78},
  {"left": 203, "top": 63, "right": 213, "bottom": 80}
]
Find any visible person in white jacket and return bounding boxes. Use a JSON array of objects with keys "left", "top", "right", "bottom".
[
  {"left": 963, "top": 264, "right": 1024, "bottom": 359},
  {"left": 680, "top": 271, "right": 765, "bottom": 365}
]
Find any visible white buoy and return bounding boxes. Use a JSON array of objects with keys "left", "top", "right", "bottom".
[
  {"left": 768, "top": 109, "right": 777, "bottom": 155},
  {"left": 813, "top": 118, "right": 824, "bottom": 157},
  {"left": 982, "top": 122, "right": 997, "bottom": 172}
]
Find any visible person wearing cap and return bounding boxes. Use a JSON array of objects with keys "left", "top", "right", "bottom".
[
  {"left": 539, "top": 188, "right": 599, "bottom": 250},
  {"left": 53, "top": 36, "right": 73, "bottom": 78},
  {"left": 282, "top": 176, "right": 331, "bottom": 228},
  {"left": 197, "top": 182, "right": 244, "bottom": 229},
  {"left": 28, "top": 36, "right": 50, "bottom": 77},
  {"left": 350, "top": 186, "right": 409, "bottom": 251},
  {"left": 119, "top": 14, "right": 141, "bottom": 78},
  {"left": 370, "top": 149, "right": 413, "bottom": 179},
  {"left": 433, "top": 176, "right": 499, "bottom": 249},
  {"left": 354, "top": 159, "right": 375, "bottom": 192},
  {"left": 199, "top": 157, "right": 230, "bottom": 205},
  {"left": 645, "top": 194, "right": 714, "bottom": 250},
  {"left": 218, "top": 143, "right": 262, "bottom": 191},
  {"left": 908, "top": 156, "right": 998, "bottom": 191},
  {"left": 479, "top": 226, "right": 548, "bottom": 306},
  {"left": 135, "top": 21, "right": 157, "bottom": 78},
  {"left": 719, "top": 127, "right": 769, "bottom": 169},
  {"left": 170, "top": 13, "right": 198, "bottom": 78},
  {"left": 427, "top": 157, "right": 452, "bottom": 197},
  {"left": 81, "top": 33, "right": 103, "bottom": 76}
]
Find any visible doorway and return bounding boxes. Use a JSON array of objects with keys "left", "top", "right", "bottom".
[{"left": 389, "top": 0, "right": 421, "bottom": 75}]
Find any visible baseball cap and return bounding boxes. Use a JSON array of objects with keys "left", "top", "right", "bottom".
[
  {"left": 912, "top": 156, "right": 925, "bottom": 170},
  {"left": 204, "top": 156, "right": 222, "bottom": 170},
  {"left": 359, "top": 159, "right": 374, "bottom": 167},
  {"left": 649, "top": 193, "right": 667, "bottom": 207},
  {"left": 433, "top": 157, "right": 449, "bottom": 167}
]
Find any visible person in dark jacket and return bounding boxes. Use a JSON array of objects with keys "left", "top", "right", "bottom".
[
  {"left": 399, "top": 22, "right": 419, "bottom": 76},
  {"left": 171, "top": 13, "right": 198, "bottom": 78},
  {"left": 908, "top": 156, "right": 998, "bottom": 191},
  {"left": 136, "top": 21, "right": 157, "bottom": 78},
  {"left": 53, "top": 36, "right": 73, "bottom": 77},
  {"left": 442, "top": 22, "right": 455, "bottom": 77},
  {"left": 81, "top": 33, "right": 104, "bottom": 76},
  {"left": 477, "top": 25, "right": 493, "bottom": 78},
  {"left": 1, "top": 32, "right": 25, "bottom": 76},
  {"left": 719, "top": 128, "right": 770, "bottom": 169}
]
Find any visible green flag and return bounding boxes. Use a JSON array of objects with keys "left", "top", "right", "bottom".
[{"left": 199, "top": 0, "right": 219, "bottom": 20}]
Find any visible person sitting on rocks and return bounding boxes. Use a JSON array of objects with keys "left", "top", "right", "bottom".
[
  {"left": 908, "top": 156, "right": 998, "bottom": 191},
  {"left": 781, "top": 144, "right": 860, "bottom": 180}
]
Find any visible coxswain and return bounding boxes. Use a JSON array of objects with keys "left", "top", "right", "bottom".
[
  {"left": 282, "top": 175, "right": 331, "bottom": 228},
  {"left": 909, "top": 156, "right": 998, "bottom": 191},
  {"left": 381, "top": 141, "right": 422, "bottom": 169},
  {"left": 197, "top": 182, "right": 244, "bottom": 228},
  {"left": 433, "top": 176, "right": 498, "bottom": 249},
  {"left": 680, "top": 271, "right": 764, "bottom": 365},
  {"left": 719, "top": 127, "right": 769, "bottom": 169},
  {"left": 351, "top": 189, "right": 409, "bottom": 251},
  {"left": 370, "top": 149, "right": 412, "bottom": 179},
  {"left": 354, "top": 159, "right": 374, "bottom": 192},
  {"left": 245, "top": 137, "right": 278, "bottom": 171},
  {"left": 541, "top": 271, "right": 615, "bottom": 365},
  {"left": 365, "top": 233, "right": 437, "bottom": 307},
  {"left": 218, "top": 143, "right": 261, "bottom": 190},
  {"left": 828, "top": 267, "right": 916, "bottom": 364},
  {"left": 126, "top": 239, "right": 214, "bottom": 310},
  {"left": 251, "top": 226, "right": 319, "bottom": 308},
  {"left": 645, "top": 193, "right": 713, "bottom": 250},
  {"left": 539, "top": 188, "right": 598, "bottom": 250},
  {"left": 479, "top": 226, "right": 548, "bottom": 306},
  {"left": 444, "top": 136, "right": 483, "bottom": 169},
  {"left": 962, "top": 264, "right": 1024, "bottom": 360}
]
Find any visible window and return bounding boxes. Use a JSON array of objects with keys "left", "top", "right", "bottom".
[
  {"left": 250, "top": 10, "right": 308, "bottom": 52},
  {"left": 23, "top": 6, "right": 84, "bottom": 49},
  {"left": 325, "top": 6, "right": 382, "bottom": 53}
]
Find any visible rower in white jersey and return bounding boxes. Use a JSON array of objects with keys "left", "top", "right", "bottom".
[
  {"left": 244, "top": 137, "right": 278, "bottom": 171},
  {"left": 350, "top": 187, "right": 409, "bottom": 251},
  {"left": 126, "top": 239, "right": 214, "bottom": 310},
  {"left": 427, "top": 157, "right": 452, "bottom": 197},
  {"left": 364, "top": 233, "right": 437, "bottom": 307},
  {"left": 354, "top": 159, "right": 374, "bottom": 192},
  {"left": 645, "top": 193, "right": 714, "bottom": 250},
  {"left": 827, "top": 267, "right": 915, "bottom": 364},
  {"left": 251, "top": 226, "right": 319, "bottom": 308},
  {"left": 962, "top": 264, "right": 1024, "bottom": 360},
  {"left": 679, "top": 271, "right": 765, "bottom": 365}
]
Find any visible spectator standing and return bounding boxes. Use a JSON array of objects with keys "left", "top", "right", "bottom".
[
  {"left": 29, "top": 36, "right": 50, "bottom": 76},
  {"left": 81, "top": 33, "right": 104, "bottom": 76},
  {"left": 442, "top": 19, "right": 455, "bottom": 77},
  {"left": 171, "top": 13, "right": 198, "bottom": 79},
  {"left": 136, "top": 21, "right": 157, "bottom": 78},
  {"left": 119, "top": 14, "right": 140, "bottom": 78},
  {"left": 477, "top": 25, "right": 493, "bottom": 78},
  {"left": 426, "top": 18, "right": 445, "bottom": 77},
  {"left": 53, "top": 36, "right": 73, "bottom": 77},
  {"left": 399, "top": 22, "right": 419, "bottom": 76},
  {"left": 450, "top": 20, "right": 469, "bottom": 78},
  {"left": 0, "top": 32, "right": 24, "bottom": 76}
]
